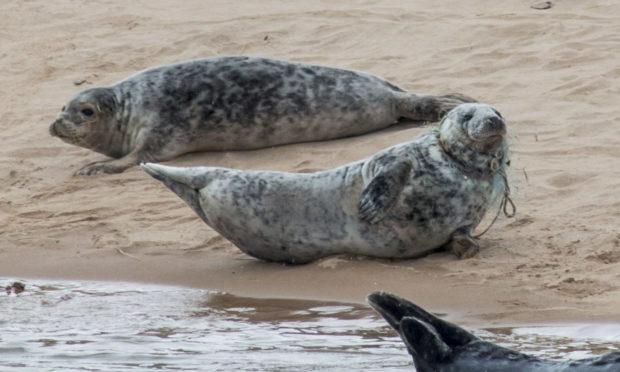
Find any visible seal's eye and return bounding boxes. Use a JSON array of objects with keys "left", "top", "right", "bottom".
[
  {"left": 493, "top": 109, "right": 503, "bottom": 118},
  {"left": 81, "top": 108, "right": 94, "bottom": 117},
  {"left": 462, "top": 113, "right": 473, "bottom": 122},
  {"left": 61, "top": 106, "right": 66, "bottom": 112}
]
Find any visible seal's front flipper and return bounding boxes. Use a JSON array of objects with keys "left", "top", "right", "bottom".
[
  {"left": 358, "top": 160, "right": 411, "bottom": 224},
  {"left": 74, "top": 142, "right": 152, "bottom": 175},
  {"left": 446, "top": 234, "right": 479, "bottom": 259},
  {"left": 75, "top": 156, "right": 138, "bottom": 175}
]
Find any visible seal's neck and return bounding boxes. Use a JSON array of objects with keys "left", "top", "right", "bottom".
[
  {"left": 95, "top": 89, "right": 136, "bottom": 158},
  {"left": 437, "top": 132, "right": 505, "bottom": 179}
]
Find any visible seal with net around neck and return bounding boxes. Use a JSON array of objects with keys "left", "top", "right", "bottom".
[{"left": 141, "top": 103, "right": 511, "bottom": 263}]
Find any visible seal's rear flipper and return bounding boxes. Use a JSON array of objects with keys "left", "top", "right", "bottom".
[
  {"left": 140, "top": 163, "right": 210, "bottom": 223},
  {"left": 369, "top": 292, "right": 479, "bottom": 371},
  {"left": 396, "top": 93, "right": 478, "bottom": 122},
  {"left": 367, "top": 291, "right": 476, "bottom": 347},
  {"left": 399, "top": 316, "right": 451, "bottom": 366}
]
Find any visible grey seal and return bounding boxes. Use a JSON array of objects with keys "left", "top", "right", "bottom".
[
  {"left": 141, "top": 103, "right": 510, "bottom": 263},
  {"left": 368, "top": 291, "right": 620, "bottom": 371},
  {"left": 49, "top": 56, "right": 474, "bottom": 175}
]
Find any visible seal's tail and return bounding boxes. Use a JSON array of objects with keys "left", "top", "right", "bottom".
[
  {"left": 367, "top": 291, "right": 476, "bottom": 370},
  {"left": 141, "top": 163, "right": 210, "bottom": 223},
  {"left": 395, "top": 93, "right": 478, "bottom": 122}
]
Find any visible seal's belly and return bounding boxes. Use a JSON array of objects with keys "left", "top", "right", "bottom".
[
  {"left": 177, "top": 97, "right": 397, "bottom": 152},
  {"left": 197, "top": 165, "right": 364, "bottom": 263}
]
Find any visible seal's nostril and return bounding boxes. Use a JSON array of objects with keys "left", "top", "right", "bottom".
[
  {"left": 49, "top": 118, "right": 66, "bottom": 137},
  {"left": 486, "top": 116, "right": 505, "bottom": 132}
]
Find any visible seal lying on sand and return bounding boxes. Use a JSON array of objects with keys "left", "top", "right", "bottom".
[
  {"left": 368, "top": 291, "right": 620, "bottom": 372},
  {"left": 49, "top": 56, "right": 473, "bottom": 175},
  {"left": 141, "top": 103, "right": 510, "bottom": 263}
]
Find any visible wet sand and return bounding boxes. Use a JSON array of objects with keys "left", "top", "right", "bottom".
[{"left": 1, "top": 0, "right": 619, "bottom": 325}]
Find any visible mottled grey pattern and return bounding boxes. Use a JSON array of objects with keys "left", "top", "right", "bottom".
[
  {"left": 141, "top": 103, "right": 509, "bottom": 264},
  {"left": 49, "top": 56, "right": 474, "bottom": 175},
  {"left": 368, "top": 292, "right": 620, "bottom": 372}
]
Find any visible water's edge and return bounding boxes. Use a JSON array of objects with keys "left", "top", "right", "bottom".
[{"left": 2, "top": 278, "right": 619, "bottom": 371}]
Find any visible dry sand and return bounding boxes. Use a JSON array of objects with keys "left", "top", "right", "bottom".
[{"left": 1, "top": 0, "right": 619, "bottom": 325}]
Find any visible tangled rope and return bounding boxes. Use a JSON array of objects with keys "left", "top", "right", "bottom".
[{"left": 472, "top": 171, "right": 516, "bottom": 238}]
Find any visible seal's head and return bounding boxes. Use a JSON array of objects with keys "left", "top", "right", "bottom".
[
  {"left": 437, "top": 103, "right": 508, "bottom": 179},
  {"left": 439, "top": 103, "right": 506, "bottom": 155},
  {"left": 49, "top": 88, "right": 121, "bottom": 157}
]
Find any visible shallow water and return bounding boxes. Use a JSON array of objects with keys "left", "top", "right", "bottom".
[{"left": 1, "top": 278, "right": 619, "bottom": 371}]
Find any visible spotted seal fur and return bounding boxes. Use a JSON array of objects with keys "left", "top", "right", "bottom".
[
  {"left": 49, "top": 56, "right": 473, "bottom": 175},
  {"left": 368, "top": 291, "right": 620, "bottom": 371},
  {"left": 141, "top": 103, "right": 509, "bottom": 263}
]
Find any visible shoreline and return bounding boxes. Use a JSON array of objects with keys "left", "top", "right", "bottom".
[{"left": 4, "top": 249, "right": 620, "bottom": 326}]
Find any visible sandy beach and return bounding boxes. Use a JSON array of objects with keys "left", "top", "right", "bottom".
[{"left": 1, "top": 0, "right": 619, "bottom": 326}]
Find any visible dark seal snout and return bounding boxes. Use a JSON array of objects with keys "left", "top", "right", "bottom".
[
  {"left": 49, "top": 118, "right": 61, "bottom": 137},
  {"left": 467, "top": 111, "right": 507, "bottom": 142},
  {"left": 485, "top": 115, "right": 506, "bottom": 137}
]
